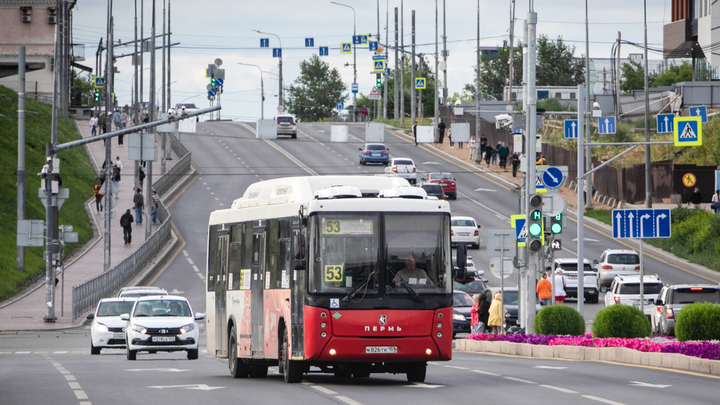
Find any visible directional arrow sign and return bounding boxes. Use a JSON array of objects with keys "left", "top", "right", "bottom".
[
  {"left": 598, "top": 116, "right": 616, "bottom": 135},
  {"left": 656, "top": 113, "right": 674, "bottom": 134},
  {"left": 689, "top": 105, "right": 708, "bottom": 123},
  {"left": 564, "top": 119, "right": 578, "bottom": 139},
  {"left": 542, "top": 167, "right": 563, "bottom": 188},
  {"left": 612, "top": 209, "right": 671, "bottom": 239}
]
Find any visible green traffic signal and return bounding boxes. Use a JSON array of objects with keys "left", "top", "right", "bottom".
[
  {"left": 211, "top": 78, "right": 216, "bottom": 87},
  {"left": 551, "top": 213, "right": 563, "bottom": 234},
  {"left": 94, "top": 91, "right": 100, "bottom": 102},
  {"left": 376, "top": 78, "right": 382, "bottom": 88}
]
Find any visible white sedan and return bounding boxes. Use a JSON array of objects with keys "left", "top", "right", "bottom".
[
  {"left": 451, "top": 216, "right": 481, "bottom": 249},
  {"left": 384, "top": 158, "right": 417, "bottom": 184},
  {"left": 87, "top": 298, "right": 137, "bottom": 354},
  {"left": 122, "top": 295, "right": 205, "bottom": 360}
]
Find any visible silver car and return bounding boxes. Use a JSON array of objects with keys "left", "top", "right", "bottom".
[
  {"left": 384, "top": 158, "right": 417, "bottom": 184},
  {"left": 276, "top": 114, "right": 297, "bottom": 138},
  {"left": 603, "top": 274, "right": 663, "bottom": 321},
  {"left": 595, "top": 249, "right": 640, "bottom": 289},
  {"left": 652, "top": 284, "right": 720, "bottom": 336}
]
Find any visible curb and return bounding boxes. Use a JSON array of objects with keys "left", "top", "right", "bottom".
[{"left": 454, "top": 339, "right": 720, "bottom": 376}]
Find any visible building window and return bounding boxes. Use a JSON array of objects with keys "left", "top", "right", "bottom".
[
  {"left": 555, "top": 92, "right": 562, "bottom": 99},
  {"left": 570, "top": 92, "right": 576, "bottom": 99}
]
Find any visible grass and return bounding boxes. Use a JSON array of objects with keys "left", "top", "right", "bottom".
[
  {"left": 584, "top": 209, "right": 613, "bottom": 226},
  {"left": 0, "top": 85, "right": 96, "bottom": 302}
]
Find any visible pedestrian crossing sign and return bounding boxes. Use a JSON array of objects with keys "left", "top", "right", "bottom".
[
  {"left": 673, "top": 116, "right": 702, "bottom": 147},
  {"left": 341, "top": 43, "right": 352, "bottom": 54},
  {"left": 373, "top": 60, "right": 385, "bottom": 72},
  {"left": 415, "top": 78, "right": 426, "bottom": 89}
]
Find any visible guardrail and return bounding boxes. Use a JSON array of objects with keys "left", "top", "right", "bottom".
[{"left": 71, "top": 132, "right": 192, "bottom": 321}]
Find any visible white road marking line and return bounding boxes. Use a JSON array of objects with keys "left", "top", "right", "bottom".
[
  {"left": 472, "top": 369, "right": 501, "bottom": 376},
  {"left": 64, "top": 375, "right": 76, "bottom": 381},
  {"left": 186, "top": 257, "right": 194, "bottom": 265},
  {"left": 444, "top": 366, "right": 469, "bottom": 370},
  {"left": 336, "top": 396, "right": 363, "bottom": 405},
  {"left": 79, "top": 402, "right": 91, "bottom": 405},
  {"left": 197, "top": 273, "right": 205, "bottom": 280},
  {"left": 182, "top": 250, "right": 189, "bottom": 257},
  {"left": 535, "top": 366, "right": 567, "bottom": 369},
  {"left": 15, "top": 351, "right": 31, "bottom": 354},
  {"left": 53, "top": 351, "right": 68, "bottom": 354},
  {"left": 74, "top": 390, "right": 89, "bottom": 400},
  {"left": 210, "top": 192, "right": 215, "bottom": 195},
  {"left": 503, "top": 376, "right": 537, "bottom": 384},
  {"left": 215, "top": 198, "right": 219, "bottom": 200},
  {"left": 540, "top": 384, "right": 578, "bottom": 394},
  {"left": 192, "top": 265, "right": 200, "bottom": 273},
  {"left": 219, "top": 203, "right": 225, "bottom": 206},
  {"left": 581, "top": 395, "right": 627, "bottom": 405},
  {"left": 69, "top": 382, "right": 81, "bottom": 389},
  {"left": 311, "top": 385, "right": 337, "bottom": 395}
]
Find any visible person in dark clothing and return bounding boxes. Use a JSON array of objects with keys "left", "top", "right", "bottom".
[
  {"left": 133, "top": 188, "right": 144, "bottom": 224},
  {"left": 480, "top": 135, "right": 488, "bottom": 153},
  {"left": 483, "top": 144, "right": 494, "bottom": 166},
  {"left": 139, "top": 166, "right": 145, "bottom": 188},
  {"left": 688, "top": 187, "right": 702, "bottom": 209},
  {"left": 412, "top": 120, "right": 418, "bottom": 145},
  {"left": 497, "top": 143, "right": 509, "bottom": 170},
  {"left": 477, "top": 292, "right": 491, "bottom": 333},
  {"left": 437, "top": 119, "right": 446, "bottom": 144},
  {"left": 120, "top": 209, "right": 134, "bottom": 244},
  {"left": 93, "top": 180, "right": 104, "bottom": 212},
  {"left": 511, "top": 152, "right": 521, "bottom": 177}
]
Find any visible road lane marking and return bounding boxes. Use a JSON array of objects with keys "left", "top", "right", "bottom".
[
  {"left": 186, "top": 257, "right": 194, "bottom": 265},
  {"left": 311, "top": 385, "right": 337, "bottom": 395},
  {"left": 503, "top": 376, "right": 537, "bottom": 384},
  {"left": 471, "top": 369, "right": 501, "bottom": 376},
  {"left": 192, "top": 265, "right": 200, "bottom": 273},
  {"left": 336, "top": 396, "right": 363, "bottom": 405},
  {"left": 69, "top": 382, "right": 81, "bottom": 389},
  {"left": 540, "top": 384, "right": 578, "bottom": 394},
  {"left": 444, "top": 365, "right": 469, "bottom": 370},
  {"left": 182, "top": 250, "right": 189, "bottom": 257},
  {"left": 581, "top": 395, "right": 627, "bottom": 405}
]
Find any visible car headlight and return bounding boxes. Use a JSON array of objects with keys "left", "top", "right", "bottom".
[
  {"left": 453, "top": 314, "right": 466, "bottom": 321},
  {"left": 132, "top": 324, "right": 148, "bottom": 334},
  {"left": 180, "top": 323, "right": 195, "bottom": 334},
  {"left": 95, "top": 322, "right": 108, "bottom": 333}
]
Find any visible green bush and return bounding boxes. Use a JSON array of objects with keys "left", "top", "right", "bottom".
[
  {"left": 534, "top": 305, "right": 585, "bottom": 336},
  {"left": 592, "top": 304, "right": 651, "bottom": 338},
  {"left": 675, "top": 302, "right": 720, "bottom": 342}
]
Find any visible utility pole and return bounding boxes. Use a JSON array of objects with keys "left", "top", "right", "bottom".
[
  {"left": 167, "top": 0, "right": 171, "bottom": 109},
  {"left": 615, "top": 32, "right": 621, "bottom": 123},
  {"left": 443, "top": 0, "right": 447, "bottom": 107},
  {"left": 508, "top": 0, "right": 515, "bottom": 105},
  {"left": 161, "top": 0, "right": 166, "bottom": 113},
  {"left": 17, "top": 46, "right": 26, "bottom": 271},
  {"left": 394, "top": 7, "right": 399, "bottom": 125},
  {"left": 400, "top": 0, "right": 404, "bottom": 127},
  {"left": 134, "top": 0, "right": 140, "bottom": 188},
  {"left": 377, "top": 0, "right": 380, "bottom": 120},
  {"left": 147, "top": 0, "right": 156, "bottom": 239},
  {"left": 475, "top": 0, "right": 480, "bottom": 158},
  {"left": 434, "top": 0, "right": 439, "bottom": 141},
  {"left": 383, "top": 1, "right": 388, "bottom": 120},
  {"left": 643, "top": 0, "right": 652, "bottom": 208},
  {"left": 104, "top": 3, "right": 114, "bottom": 274},
  {"left": 411, "top": 10, "right": 416, "bottom": 127},
  {"left": 576, "top": 83, "right": 586, "bottom": 318},
  {"left": 585, "top": 0, "right": 593, "bottom": 209}
]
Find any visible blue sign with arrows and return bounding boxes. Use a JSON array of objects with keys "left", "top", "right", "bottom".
[
  {"left": 272, "top": 48, "right": 282, "bottom": 58},
  {"left": 319, "top": 46, "right": 329, "bottom": 56},
  {"left": 542, "top": 167, "right": 564, "bottom": 189},
  {"left": 215, "top": 78, "right": 224, "bottom": 87},
  {"left": 336, "top": 102, "right": 344, "bottom": 110},
  {"left": 690, "top": 105, "right": 708, "bottom": 123},
  {"left": 656, "top": 113, "right": 675, "bottom": 134},
  {"left": 305, "top": 38, "right": 314, "bottom": 47},
  {"left": 260, "top": 38, "right": 269, "bottom": 48},
  {"left": 612, "top": 209, "right": 671, "bottom": 239},
  {"left": 564, "top": 119, "right": 578, "bottom": 139},
  {"left": 598, "top": 116, "right": 616, "bottom": 135}
]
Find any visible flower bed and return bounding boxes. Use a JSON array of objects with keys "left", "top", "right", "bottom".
[{"left": 467, "top": 333, "right": 720, "bottom": 360}]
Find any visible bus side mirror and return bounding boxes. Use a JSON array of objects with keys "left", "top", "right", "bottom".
[
  {"left": 293, "top": 258, "right": 306, "bottom": 271},
  {"left": 454, "top": 243, "right": 467, "bottom": 279},
  {"left": 294, "top": 234, "right": 306, "bottom": 270}
]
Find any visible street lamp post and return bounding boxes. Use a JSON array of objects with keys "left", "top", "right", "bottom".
[
  {"left": 331, "top": 1, "right": 356, "bottom": 122},
  {"left": 238, "top": 62, "right": 264, "bottom": 119},
  {"left": 254, "top": 30, "right": 282, "bottom": 109}
]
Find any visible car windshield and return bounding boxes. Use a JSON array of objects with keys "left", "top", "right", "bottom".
[
  {"left": 277, "top": 116, "right": 294, "bottom": 123},
  {"left": 98, "top": 301, "right": 135, "bottom": 316},
  {"left": 452, "top": 219, "right": 476, "bottom": 227},
  {"left": 133, "top": 300, "right": 191, "bottom": 317},
  {"left": 422, "top": 185, "right": 443, "bottom": 193},
  {"left": 503, "top": 290, "right": 519, "bottom": 305},
  {"left": 618, "top": 283, "right": 663, "bottom": 295},
  {"left": 671, "top": 288, "right": 720, "bottom": 304},
  {"left": 454, "top": 293, "right": 474, "bottom": 307},
  {"left": 367, "top": 145, "right": 386, "bottom": 151},
  {"left": 607, "top": 254, "right": 639, "bottom": 265},
  {"left": 394, "top": 159, "right": 413, "bottom": 166},
  {"left": 453, "top": 280, "right": 486, "bottom": 294},
  {"left": 430, "top": 174, "right": 452, "bottom": 180},
  {"left": 556, "top": 263, "right": 593, "bottom": 272}
]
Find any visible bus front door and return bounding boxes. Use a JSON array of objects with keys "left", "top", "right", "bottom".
[
  {"left": 215, "top": 231, "right": 229, "bottom": 357},
  {"left": 251, "top": 228, "right": 265, "bottom": 355}
]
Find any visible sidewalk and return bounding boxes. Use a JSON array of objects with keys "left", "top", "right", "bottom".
[{"left": 0, "top": 121, "right": 179, "bottom": 331}]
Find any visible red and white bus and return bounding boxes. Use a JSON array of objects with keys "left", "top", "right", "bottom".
[{"left": 206, "top": 176, "right": 454, "bottom": 383}]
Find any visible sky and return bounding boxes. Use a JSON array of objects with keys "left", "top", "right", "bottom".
[{"left": 72, "top": 0, "right": 672, "bottom": 121}]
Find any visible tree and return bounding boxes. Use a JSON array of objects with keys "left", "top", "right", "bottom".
[
  {"left": 654, "top": 62, "right": 692, "bottom": 87},
  {"left": 474, "top": 43, "right": 523, "bottom": 100},
  {"left": 383, "top": 54, "right": 438, "bottom": 119},
  {"left": 286, "top": 55, "right": 347, "bottom": 122},
  {"left": 72, "top": 71, "right": 95, "bottom": 107},
  {"left": 536, "top": 35, "right": 585, "bottom": 86}
]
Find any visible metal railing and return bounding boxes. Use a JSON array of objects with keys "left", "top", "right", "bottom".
[{"left": 72, "top": 133, "right": 192, "bottom": 321}]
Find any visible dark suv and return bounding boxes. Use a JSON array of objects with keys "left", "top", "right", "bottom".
[
  {"left": 652, "top": 284, "right": 720, "bottom": 336},
  {"left": 419, "top": 183, "right": 446, "bottom": 200}
]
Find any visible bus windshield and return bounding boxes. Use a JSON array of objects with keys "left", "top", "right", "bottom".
[{"left": 308, "top": 213, "right": 451, "bottom": 296}]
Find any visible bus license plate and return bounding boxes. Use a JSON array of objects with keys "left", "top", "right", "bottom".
[
  {"left": 152, "top": 336, "right": 176, "bottom": 343},
  {"left": 113, "top": 333, "right": 125, "bottom": 339},
  {"left": 366, "top": 346, "right": 397, "bottom": 354}
]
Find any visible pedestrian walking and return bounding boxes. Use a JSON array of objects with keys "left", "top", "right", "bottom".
[
  {"left": 90, "top": 114, "right": 98, "bottom": 137},
  {"left": 114, "top": 156, "right": 124, "bottom": 172},
  {"left": 480, "top": 135, "right": 488, "bottom": 154},
  {"left": 112, "top": 167, "right": 121, "bottom": 198},
  {"left": 93, "top": 180, "right": 104, "bottom": 212},
  {"left": 112, "top": 109, "right": 122, "bottom": 132},
  {"left": 121, "top": 106, "right": 128, "bottom": 128},
  {"left": 554, "top": 269, "right": 567, "bottom": 305},
  {"left": 437, "top": 119, "right": 446, "bottom": 144},
  {"left": 487, "top": 291, "right": 505, "bottom": 334},
  {"left": 448, "top": 127, "right": 454, "bottom": 148},
  {"left": 536, "top": 272, "right": 552, "bottom": 306},
  {"left": 498, "top": 143, "right": 509, "bottom": 170},
  {"left": 133, "top": 188, "right": 144, "bottom": 225},
  {"left": 139, "top": 165, "right": 145, "bottom": 188},
  {"left": 712, "top": 190, "right": 720, "bottom": 214},
  {"left": 471, "top": 293, "right": 490, "bottom": 334},
  {"left": 120, "top": 209, "right": 134, "bottom": 244},
  {"left": 536, "top": 154, "right": 547, "bottom": 165},
  {"left": 412, "top": 120, "right": 418, "bottom": 145},
  {"left": 478, "top": 292, "right": 491, "bottom": 333},
  {"left": 491, "top": 147, "right": 498, "bottom": 166},
  {"left": 99, "top": 112, "right": 106, "bottom": 135},
  {"left": 511, "top": 152, "right": 520, "bottom": 177},
  {"left": 688, "top": 187, "right": 702, "bottom": 209},
  {"left": 468, "top": 135, "right": 477, "bottom": 161},
  {"left": 151, "top": 190, "right": 160, "bottom": 224},
  {"left": 484, "top": 144, "right": 493, "bottom": 166},
  {"left": 361, "top": 106, "right": 368, "bottom": 122}
]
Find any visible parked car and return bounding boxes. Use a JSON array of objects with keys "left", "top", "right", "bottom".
[
  {"left": 501, "top": 287, "right": 542, "bottom": 326},
  {"left": 452, "top": 290, "right": 474, "bottom": 338},
  {"left": 384, "top": 158, "right": 417, "bottom": 184},
  {"left": 358, "top": 143, "right": 390, "bottom": 165},
  {"left": 652, "top": 284, "right": 720, "bottom": 335},
  {"left": 595, "top": 249, "right": 640, "bottom": 289},
  {"left": 552, "top": 258, "right": 599, "bottom": 303},
  {"left": 122, "top": 295, "right": 205, "bottom": 360},
  {"left": 422, "top": 173, "right": 457, "bottom": 200},
  {"left": 419, "top": 183, "right": 446, "bottom": 200},
  {"left": 276, "top": 114, "right": 297, "bottom": 138},
  {"left": 87, "top": 298, "right": 137, "bottom": 354},
  {"left": 117, "top": 286, "right": 168, "bottom": 298},
  {"left": 451, "top": 216, "right": 481, "bottom": 249},
  {"left": 604, "top": 274, "right": 663, "bottom": 321}
]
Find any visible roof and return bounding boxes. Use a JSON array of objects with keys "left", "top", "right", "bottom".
[
  {"left": 135, "top": 294, "right": 185, "bottom": 302},
  {"left": 664, "top": 283, "right": 720, "bottom": 290},
  {"left": 554, "top": 258, "right": 591, "bottom": 264},
  {"left": 614, "top": 274, "right": 662, "bottom": 283},
  {"left": 602, "top": 249, "right": 638, "bottom": 254}
]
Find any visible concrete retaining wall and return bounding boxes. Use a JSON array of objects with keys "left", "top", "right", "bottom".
[{"left": 455, "top": 340, "right": 720, "bottom": 376}]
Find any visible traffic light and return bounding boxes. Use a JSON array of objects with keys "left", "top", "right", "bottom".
[
  {"left": 376, "top": 73, "right": 382, "bottom": 88},
  {"left": 527, "top": 194, "right": 543, "bottom": 252},
  {"left": 94, "top": 91, "right": 100, "bottom": 102},
  {"left": 550, "top": 213, "right": 563, "bottom": 234},
  {"left": 211, "top": 78, "right": 216, "bottom": 87}
]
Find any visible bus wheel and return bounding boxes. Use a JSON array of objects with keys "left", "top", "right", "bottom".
[
  {"left": 229, "top": 326, "right": 250, "bottom": 378},
  {"left": 406, "top": 362, "right": 426, "bottom": 383},
  {"left": 282, "top": 332, "right": 303, "bottom": 383}
]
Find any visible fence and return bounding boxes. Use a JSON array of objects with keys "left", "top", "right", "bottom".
[{"left": 72, "top": 133, "right": 192, "bottom": 321}]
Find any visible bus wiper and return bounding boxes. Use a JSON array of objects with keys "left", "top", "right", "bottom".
[
  {"left": 386, "top": 266, "right": 424, "bottom": 304},
  {"left": 342, "top": 270, "right": 377, "bottom": 303}
]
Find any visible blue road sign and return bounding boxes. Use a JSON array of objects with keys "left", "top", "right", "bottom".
[
  {"left": 208, "top": 89, "right": 216, "bottom": 97},
  {"left": 674, "top": 117, "right": 701, "bottom": 147},
  {"left": 305, "top": 38, "right": 314, "bottom": 47},
  {"left": 94, "top": 77, "right": 105, "bottom": 88},
  {"left": 656, "top": 113, "right": 675, "bottom": 134},
  {"left": 564, "top": 119, "right": 578, "bottom": 139},
  {"left": 598, "top": 116, "right": 616, "bottom": 135},
  {"left": 383, "top": 68, "right": 390, "bottom": 77},
  {"left": 511, "top": 215, "right": 527, "bottom": 244},
  {"left": 542, "top": 167, "right": 564, "bottom": 188},
  {"left": 319, "top": 46, "right": 329, "bottom": 56},
  {"left": 336, "top": 102, "right": 344, "bottom": 110},
  {"left": 215, "top": 78, "right": 224, "bottom": 87},
  {"left": 341, "top": 43, "right": 352, "bottom": 53},
  {"left": 690, "top": 105, "right": 708, "bottom": 123},
  {"left": 415, "top": 78, "right": 426, "bottom": 89},
  {"left": 260, "top": 38, "right": 269, "bottom": 48},
  {"left": 352, "top": 83, "right": 358, "bottom": 94},
  {"left": 372, "top": 55, "right": 386, "bottom": 61},
  {"left": 272, "top": 48, "right": 282, "bottom": 58},
  {"left": 369, "top": 41, "right": 378, "bottom": 51},
  {"left": 513, "top": 128, "right": 522, "bottom": 134},
  {"left": 612, "top": 209, "right": 671, "bottom": 239},
  {"left": 373, "top": 60, "right": 385, "bottom": 72},
  {"left": 353, "top": 35, "right": 368, "bottom": 45}
]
